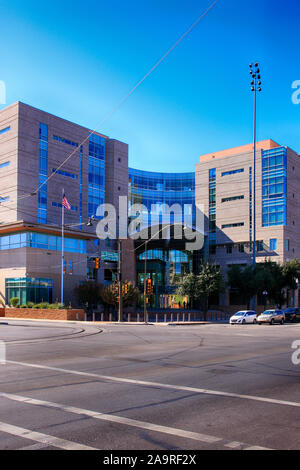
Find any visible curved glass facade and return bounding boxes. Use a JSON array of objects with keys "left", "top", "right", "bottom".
[
  {"left": 129, "top": 168, "right": 196, "bottom": 308},
  {"left": 128, "top": 168, "right": 195, "bottom": 227}
]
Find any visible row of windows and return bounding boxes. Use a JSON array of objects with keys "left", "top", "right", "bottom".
[
  {"left": 0, "top": 126, "right": 10, "bottom": 135},
  {"left": 262, "top": 148, "right": 287, "bottom": 227},
  {"left": 0, "top": 161, "right": 10, "bottom": 169},
  {"left": 221, "top": 168, "right": 244, "bottom": 177},
  {"left": 53, "top": 135, "right": 78, "bottom": 147},
  {"left": 0, "top": 232, "right": 86, "bottom": 253},
  {"left": 89, "top": 133, "right": 105, "bottom": 161},
  {"left": 52, "top": 168, "right": 78, "bottom": 180},
  {"left": 0, "top": 196, "right": 10, "bottom": 202},
  {"left": 221, "top": 195, "right": 244, "bottom": 203},
  {"left": 38, "top": 123, "right": 48, "bottom": 224},
  {"left": 52, "top": 201, "right": 78, "bottom": 211},
  {"left": 221, "top": 222, "right": 244, "bottom": 229}
]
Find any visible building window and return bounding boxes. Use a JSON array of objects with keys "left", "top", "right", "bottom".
[
  {"left": 5, "top": 277, "right": 53, "bottom": 305},
  {"left": 52, "top": 168, "right": 78, "bottom": 179},
  {"left": 0, "top": 126, "right": 10, "bottom": 135},
  {"left": 69, "top": 261, "right": 73, "bottom": 275},
  {"left": 0, "top": 232, "right": 86, "bottom": 253},
  {"left": 270, "top": 239, "right": 277, "bottom": 251},
  {"left": 52, "top": 201, "right": 77, "bottom": 211},
  {"left": 88, "top": 134, "right": 105, "bottom": 218},
  {"left": 262, "top": 147, "right": 287, "bottom": 227},
  {"left": 257, "top": 240, "right": 264, "bottom": 252},
  {"left": 222, "top": 222, "right": 244, "bottom": 229},
  {"left": 208, "top": 168, "right": 216, "bottom": 255},
  {"left": 238, "top": 244, "right": 245, "bottom": 253},
  {"left": 53, "top": 135, "right": 78, "bottom": 147},
  {"left": 38, "top": 123, "right": 48, "bottom": 224},
  {"left": 221, "top": 195, "right": 244, "bottom": 203},
  {"left": 0, "top": 161, "right": 10, "bottom": 169},
  {"left": 0, "top": 196, "right": 10, "bottom": 203},
  {"left": 226, "top": 244, "right": 233, "bottom": 254},
  {"left": 286, "top": 239, "right": 290, "bottom": 251},
  {"left": 221, "top": 168, "right": 244, "bottom": 177}
]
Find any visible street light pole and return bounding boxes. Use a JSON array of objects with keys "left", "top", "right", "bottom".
[
  {"left": 249, "top": 63, "right": 262, "bottom": 310},
  {"left": 249, "top": 62, "right": 262, "bottom": 269},
  {"left": 143, "top": 241, "right": 148, "bottom": 323}
]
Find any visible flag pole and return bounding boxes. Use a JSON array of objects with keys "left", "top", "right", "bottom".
[{"left": 61, "top": 188, "right": 65, "bottom": 306}]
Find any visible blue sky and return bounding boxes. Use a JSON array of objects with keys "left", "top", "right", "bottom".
[{"left": 1, "top": 0, "right": 299, "bottom": 171}]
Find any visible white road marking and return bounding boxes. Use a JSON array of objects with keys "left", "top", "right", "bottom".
[
  {"left": 5, "top": 360, "right": 300, "bottom": 409},
  {"left": 0, "top": 392, "right": 271, "bottom": 450},
  {"left": 0, "top": 420, "right": 96, "bottom": 450}
]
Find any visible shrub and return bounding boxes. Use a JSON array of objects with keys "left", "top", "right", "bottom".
[
  {"left": 26, "top": 302, "right": 34, "bottom": 308},
  {"left": 10, "top": 297, "right": 20, "bottom": 307},
  {"left": 32, "top": 304, "right": 41, "bottom": 309},
  {"left": 20, "top": 305, "right": 27, "bottom": 308},
  {"left": 48, "top": 303, "right": 60, "bottom": 310},
  {"left": 39, "top": 302, "right": 49, "bottom": 309}
]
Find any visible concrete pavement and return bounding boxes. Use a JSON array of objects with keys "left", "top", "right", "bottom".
[{"left": 0, "top": 320, "right": 299, "bottom": 450}]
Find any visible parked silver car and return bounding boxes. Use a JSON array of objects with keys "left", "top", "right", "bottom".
[{"left": 257, "top": 309, "right": 285, "bottom": 325}]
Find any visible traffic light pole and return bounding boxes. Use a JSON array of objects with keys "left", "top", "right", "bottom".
[
  {"left": 118, "top": 239, "right": 123, "bottom": 322},
  {"left": 143, "top": 242, "right": 148, "bottom": 323}
]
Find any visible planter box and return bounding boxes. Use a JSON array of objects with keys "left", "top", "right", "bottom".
[
  {"left": 0, "top": 308, "right": 5, "bottom": 317},
  {"left": 4, "top": 308, "right": 85, "bottom": 321}
]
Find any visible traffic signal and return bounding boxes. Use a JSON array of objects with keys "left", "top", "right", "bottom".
[
  {"left": 123, "top": 283, "right": 128, "bottom": 294},
  {"left": 95, "top": 257, "right": 100, "bottom": 269},
  {"left": 146, "top": 278, "right": 153, "bottom": 295}
]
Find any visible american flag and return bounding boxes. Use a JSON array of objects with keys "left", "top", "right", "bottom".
[{"left": 62, "top": 194, "right": 71, "bottom": 210}]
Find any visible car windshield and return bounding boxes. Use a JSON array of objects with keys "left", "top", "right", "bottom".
[
  {"left": 234, "top": 312, "right": 246, "bottom": 316},
  {"left": 284, "top": 309, "right": 295, "bottom": 313},
  {"left": 263, "top": 311, "right": 274, "bottom": 315}
]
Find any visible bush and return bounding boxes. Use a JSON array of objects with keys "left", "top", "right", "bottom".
[
  {"left": 39, "top": 302, "right": 49, "bottom": 309},
  {"left": 32, "top": 304, "right": 41, "bottom": 309},
  {"left": 20, "top": 305, "right": 27, "bottom": 308},
  {"left": 10, "top": 297, "right": 20, "bottom": 307},
  {"left": 26, "top": 302, "right": 34, "bottom": 308},
  {"left": 48, "top": 303, "right": 61, "bottom": 310}
]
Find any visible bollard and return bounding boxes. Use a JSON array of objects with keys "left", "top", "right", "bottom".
[
  {"left": 183, "top": 313, "right": 185, "bottom": 322},
  {"left": 156, "top": 314, "right": 158, "bottom": 323},
  {"left": 101, "top": 313, "right": 104, "bottom": 322},
  {"left": 92, "top": 312, "right": 95, "bottom": 322},
  {"left": 137, "top": 313, "right": 140, "bottom": 323},
  {"left": 84, "top": 313, "right": 87, "bottom": 322},
  {"left": 128, "top": 313, "right": 131, "bottom": 323},
  {"left": 188, "top": 313, "right": 191, "bottom": 322},
  {"left": 171, "top": 313, "right": 174, "bottom": 322},
  {"left": 177, "top": 313, "right": 180, "bottom": 322},
  {"left": 164, "top": 314, "right": 167, "bottom": 323},
  {"left": 109, "top": 313, "right": 112, "bottom": 322}
]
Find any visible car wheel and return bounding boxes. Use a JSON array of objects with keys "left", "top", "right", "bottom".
[
  {"left": 258, "top": 322, "right": 262, "bottom": 325},
  {"left": 281, "top": 318, "right": 284, "bottom": 325},
  {"left": 270, "top": 319, "right": 274, "bottom": 325},
  {"left": 242, "top": 319, "right": 246, "bottom": 325},
  {"left": 253, "top": 319, "right": 257, "bottom": 324}
]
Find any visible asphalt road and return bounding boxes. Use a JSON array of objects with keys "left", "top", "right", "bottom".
[{"left": 0, "top": 319, "right": 300, "bottom": 450}]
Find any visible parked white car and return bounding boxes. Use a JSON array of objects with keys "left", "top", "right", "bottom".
[
  {"left": 257, "top": 310, "right": 285, "bottom": 325},
  {"left": 229, "top": 310, "right": 257, "bottom": 325}
]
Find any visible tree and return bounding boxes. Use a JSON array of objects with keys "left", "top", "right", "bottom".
[
  {"left": 227, "top": 265, "right": 260, "bottom": 309},
  {"left": 176, "top": 273, "right": 200, "bottom": 309},
  {"left": 100, "top": 282, "right": 140, "bottom": 309},
  {"left": 73, "top": 281, "right": 102, "bottom": 312},
  {"left": 197, "top": 263, "right": 224, "bottom": 321},
  {"left": 282, "top": 258, "right": 300, "bottom": 305},
  {"left": 176, "top": 264, "right": 224, "bottom": 319}
]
